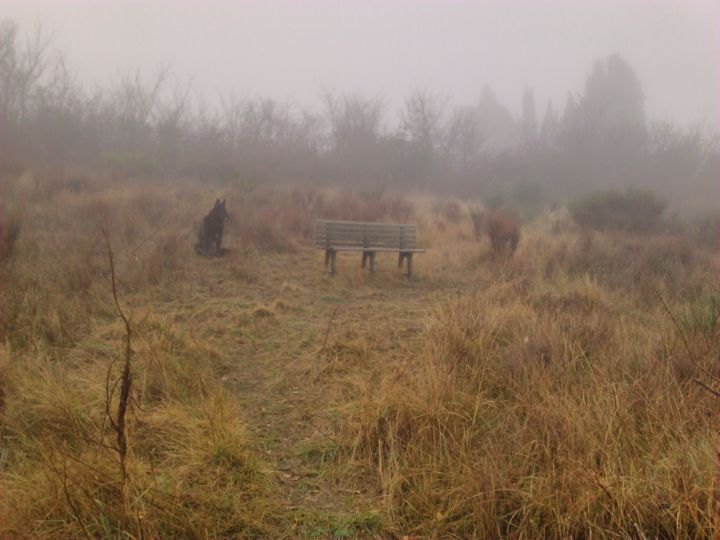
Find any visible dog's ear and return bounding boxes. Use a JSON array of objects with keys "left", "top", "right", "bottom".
[
  {"left": 221, "top": 199, "right": 226, "bottom": 207},
  {"left": 215, "top": 198, "right": 220, "bottom": 207}
]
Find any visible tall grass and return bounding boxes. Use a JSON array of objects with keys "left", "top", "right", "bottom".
[
  {"left": 350, "top": 235, "right": 719, "bottom": 538},
  {"left": 0, "top": 170, "right": 274, "bottom": 537},
  {"left": 1, "top": 165, "right": 718, "bottom": 537}
]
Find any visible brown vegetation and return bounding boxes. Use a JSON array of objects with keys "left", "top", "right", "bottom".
[
  {"left": 471, "top": 207, "right": 521, "bottom": 256},
  {"left": 0, "top": 166, "right": 718, "bottom": 538}
]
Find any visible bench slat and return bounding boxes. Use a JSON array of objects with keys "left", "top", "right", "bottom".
[
  {"left": 315, "top": 228, "right": 416, "bottom": 235},
  {"left": 314, "top": 235, "right": 418, "bottom": 242},
  {"left": 322, "top": 246, "right": 426, "bottom": 252},
  {"left": 315, "top": 244, "right": 419, "bottom": 250},
  {"left": 315, "top": 234, "right": 417, "bottom": 240},
  {"left": 315, "top": 228, "right": 413, "bottom": 236},
  {"left": 315, "top": 236, "right": 417, "bottom": 245},
  {"left": 316, "top": 219, "right": 415, "bottom": 227},
  {"left": 315, "top": 226, "right": 417, "bottom": 233}
]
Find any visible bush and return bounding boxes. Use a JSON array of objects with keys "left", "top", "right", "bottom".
[
  {"left": 570, "top": 188, "right": 667, "bottom": 233},
  {"left": 470, "top": 208, "right": 520, "bottom": 256}
]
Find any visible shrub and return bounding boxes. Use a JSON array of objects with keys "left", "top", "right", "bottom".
[
  {"left": 570, "top": 188, "right": 667, "bottom": 233},
  {"left": 471, "top": 208, "right": 520, "bottom": 256}
]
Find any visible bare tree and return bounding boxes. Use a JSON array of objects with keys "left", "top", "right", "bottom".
[
  {"left": 445, "top": 105, "right": 484, "bottom": 168},
  {"left": 156, "top": 77, "right": 193, "bottom": 166},
  {"left": 110, "top": 68, "right": 168, "bottom": 151},
  {"left": 400, "top": 88, "right": 447, "bottom": 153},
  {"left": 321, "top": 88, "right": 384, "bottom": 153},
  {"left": 1, "top": 22, "right": 52, "bottom": 123}
]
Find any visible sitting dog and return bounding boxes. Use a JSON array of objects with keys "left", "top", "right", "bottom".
[{"left": 195, "top": 199, "right": 229, "bottom": 256}]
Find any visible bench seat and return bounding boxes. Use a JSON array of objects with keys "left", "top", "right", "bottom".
[
  {"left": 314, "top": 220, "right": 425, "bottom": 277},
  {"left": 321, "top": 246, "right": 426, "bottom": 252}
]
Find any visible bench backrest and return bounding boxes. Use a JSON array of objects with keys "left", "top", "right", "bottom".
[{"left": 314, "top": 220, "right": 418, "bottom": 250}]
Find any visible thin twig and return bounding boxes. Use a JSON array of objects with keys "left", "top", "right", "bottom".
[
  {"left": 320, "top": 307, "right": 340, "bottom": 353},
  {"left": 591, "top": 470, "right": 616, "bottom": 506},
  {"left": 103, "top": 357, "right": 119, "bottom": 434},
  {"left": 693, "top": 378, "right": 720, "bottom": 398},
  {"left": 60, "top": 461, "right": 92, "bottom": 540},
  {"left": 102, "top": 223, "right": 133, "bottom": 507}
]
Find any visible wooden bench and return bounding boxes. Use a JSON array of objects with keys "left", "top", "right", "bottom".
[{"left": 314, "top": 220, "right": 425, "bottom": 278}]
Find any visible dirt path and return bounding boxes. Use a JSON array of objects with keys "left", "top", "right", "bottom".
[{"left": 184, "top": 248, "right": 447, "bottom": 536}]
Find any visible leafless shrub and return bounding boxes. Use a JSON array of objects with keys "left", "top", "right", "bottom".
[
  {"left": 472, "top": 208, "right": 520, "bottom": 256},
  {"left": 102, "top": 226, "right": 133, "bottom": 505}
]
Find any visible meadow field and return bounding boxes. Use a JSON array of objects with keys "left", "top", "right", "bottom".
[{"left": 1, "top": 168, "right": 719, "bottom": 538}]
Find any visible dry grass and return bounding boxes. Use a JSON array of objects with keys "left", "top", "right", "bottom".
[
  {"left": 349, "top": 239, "right": 719, "bottom": 538},
  {"left": 0, "top": 166, "right": 719, "bottom": 538}
]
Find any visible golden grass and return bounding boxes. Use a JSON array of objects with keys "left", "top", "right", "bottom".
[
  {"left": 0, "top": 167, "right": 718, "bottom": 538},
  {"left": 350, "top": 280, "right": 718, "bottom": 537}
]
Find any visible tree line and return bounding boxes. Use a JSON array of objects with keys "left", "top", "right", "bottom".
[{"left": 1, "top": 20, "right": 717, "bottom": 212}]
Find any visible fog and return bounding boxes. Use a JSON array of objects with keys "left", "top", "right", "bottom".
[
  {"left": 4, "top": 0, "right": 719, "bottom": 126},
  {"left": 2, "top": 1, "right": 719, "bottom": 213}
]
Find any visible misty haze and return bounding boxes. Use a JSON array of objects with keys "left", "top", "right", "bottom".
[{"left": 1, "top": 1, "right": 719, "bottom": 538}]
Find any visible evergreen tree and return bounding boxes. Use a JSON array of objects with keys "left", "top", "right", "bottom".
[
  {"left": 520, "top": 85, "right": 538, "bottom": 149},
  {"left": 539, "top": 99, "right": 560, "bottom": 148}
]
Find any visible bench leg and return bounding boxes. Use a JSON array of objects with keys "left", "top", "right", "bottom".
[
  {"left": 330, "top": 250, "right": 337, "bottom": 275},
  {"left": 369, "top": 252, "right": 376, "bottom": 274},
  {"left": 406, "top": 253, "right": 413, "bottom": 279},
  {"left": 325, "top": 249, "right": 331, "bottom": 269},
  {"left": 361, "top": 251, "right": 368, "bottom": 269}
]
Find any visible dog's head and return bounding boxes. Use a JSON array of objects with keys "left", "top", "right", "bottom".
[{"left": 212, "top": 199, "right": 230, "bottom": 221}]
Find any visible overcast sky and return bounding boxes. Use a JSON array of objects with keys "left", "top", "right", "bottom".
[{"left": 3, "top": 0, "right": 719, "bottom": 126}]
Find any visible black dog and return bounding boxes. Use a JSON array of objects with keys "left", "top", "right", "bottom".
[{"left": 195, "top": 199, "right": 229, "bottom": 256}]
